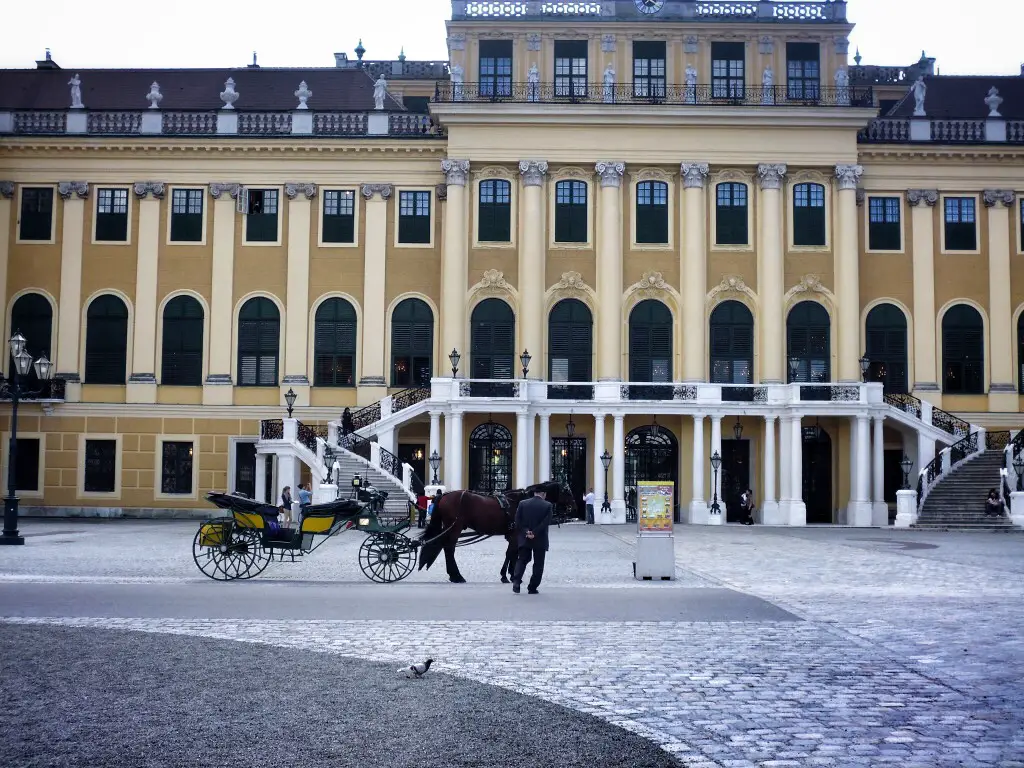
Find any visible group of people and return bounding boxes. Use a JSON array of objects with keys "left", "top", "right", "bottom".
[{"left": 275, "top": 483, "right": 313, "bottom": 527}]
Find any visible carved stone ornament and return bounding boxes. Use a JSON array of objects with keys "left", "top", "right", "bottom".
[
  {"left": 834, "top": 164, "right": 863, "bottom": 191},
  {"left": 855, "top": 189, "right": 865, "bottom": 207},
  {"left": 133, "top": 181, "right": 166, "bottom": 200},
  {"left": 756, "top": 164, "right": 788, "bottom": 190},
  {"left": 630, "top": 271, "right": 671, "bottom": 299},
  {"left": 708, "top": 274, "right": 756, "bottom": 306},
  {"left": 717, "top": 275, "right": 747, "bottom": 294},
  {"left": 441, "top": 159, "right": 471, "bottom": 187},
  {"left": 0, "top": 182, "right": 14, "bottom": 199},
  {"left": 834, "top": 36, "right": 850, "bottom": 55},
  {"left": 447, "top": 33, "right": 466, "bottom": 51},
  {"left": 284, "top": 182, "right": 317, "bottom": 200},
  {"left": 481, "top": 269, "right": 509, "bottom": 289},
  {"left": 906, "top": 189, "right": 938, "bottom": 207},
  {"left": 146, "top": 82, "right": 163, "bottom": 110},
  {"left": 526, "top": 33, "right": 541, "bottom": 52},
  {"left": 435, "top": 183, "right": 448, "bottom": 201},
  {"left": 556, "top": 271, "right": 587, "bottom": 290},
  {"left": 209, "top": 182, "right": 242, "bottom": 199},
  {"left": 684, "top": 35, "right": 698, "bottom": 54},
  {"left": 792, "top": 274, "right": 825, "bottom": 294},
  {"left": 518, "top": 160, "right": 549, "bottom": 187},
  {"left": 985, "top": 87, "right": 1003, "bottom": 118},
  {"left": 220, "top": 78, "right": 239, "bottom": 110},
  {"left": 758, "top": 36, "right": 774, "bottom": 55},
  {"left": 294, "top": 81, "right": 312, "bottom": 110},
  {"left": 57, "top": 181, "right": 89, "bottom": 200},
  {"left": 595, "top": 161, "right": 626, "bottom": 188},
  {"left": 680, "top": 162, "right": 710, "bottom": 189},
  {"left": 360, "top": 183, "right": 394, "bottom": 201},
  {"left": 983, "top": 189, "right": 1015, "bottom": 208},
  {"left": 601, "top": 34, "right": 616, "bottom": 53}
]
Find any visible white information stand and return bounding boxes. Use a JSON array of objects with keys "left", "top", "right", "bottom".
[{"left": 633, "top": 481, "right": 676, "bottom": 581}]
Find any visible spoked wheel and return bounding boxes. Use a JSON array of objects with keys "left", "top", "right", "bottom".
[
  {"left": 193, "top": 520, "right": 272, "bottom": 581},
  {"left": 358, "top": 532, "right": 416, "bottom": 583}
]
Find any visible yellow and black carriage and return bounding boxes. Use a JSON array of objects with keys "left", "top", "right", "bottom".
[{"left": 193, "top": 490, "right": 419, "bottom": 583}]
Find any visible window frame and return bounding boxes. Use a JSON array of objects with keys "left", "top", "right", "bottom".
[
  {"left": 940, "top": 194, "right": 980, "bottom": 254},
  {"left": 864, "top": 194, "right": 904, "bottom": 253},
  {"left": 714, "top": 181, "right": 750, "bottom": 247},
  {"left": 478, "top": 40, "right": 513, "bottom": 99},
  {"left": 395, "top": 188, "right": 434, "bottom": 247},
  {"left": 313, "top": 297, "right": 358, "bottom": 388},
  {"left": 83, "top": 294, "right": 130, "bottom": 385},
  {"left": 78, "top": 434, "right": 122, "bottom": 499},
  {"left": 16, "top": 185, "right": 57, "bottom": 244},
  {"left": 318, "top": 189, "right": 359, "bottom": 247},
  {"left": 92, "top": 186, "right": 132, "bottom": 245},
  {"left": 711, "top": 41, "right": 746, "bottom": 101},
  {"left": 632, "top": 40, "right": 667, "bottom": 101},
  {"left": 941, "top": 304, "right": 985, "bottom": 395},
  {"left": 551, "top": 176, "right": 591, "bottom": 247},
  {"left": 554, "top": 40, "right": 589, "bottom": 100},
  {"left": 159, "top": 294, "right": 205, "bottom": 387},
  {"left": 156, "top": 437, "right": 198, "bottom": 499},
  {"left": 1, "top": 431, "right": 44, "bottom": 498},
  {"left": 167, "top": 187, "right": 207, "bottom": 245},
  {"left": 242, "top": 187, "right": 282, "bottom": 246},
  {"left": 785, "top": 42, "right": 821, "bottom": 102},
  {"left": 634, "top": 179, "right": 670, "bottom": 246},
  {"left": 788, "top": 178, "right": 830, "bottom": 250},
  {"left": 476, "top": 178, "right": 513, "bottom": 244},
  {"left": 236, "top": 297, "right": 281, "bottom": 387}
]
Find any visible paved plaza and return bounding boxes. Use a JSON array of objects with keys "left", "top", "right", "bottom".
[{"left": 1, "top": 520, "right": 1024, "bottom": 766}]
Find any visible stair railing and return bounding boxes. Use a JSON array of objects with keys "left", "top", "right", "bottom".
[
  {"left": 260, "top": 419, "right": 284, "bottom": 440},
  {"left": 931, "top": 406, "right": 971, "bottom": 440},
  {"left": 916, "top": 453, "right": 944, "bottom": 509},
  {"left": 917, "top": 430, "right": 982, "bottom": 510},
  {"left": 296, "top": 422, "right": 328, "bottom": 455},
  {"left": 339, "top": 430, "right": 372, "bottom": 462},
  {"left": 345, "top": 384, "right": 431, "bottom": 434},
  {"left": 378, "top": 445, "right": 403, "bottom": 479},
  {"left": 883, "top": 392, "right": 922, "bottom": 419}
]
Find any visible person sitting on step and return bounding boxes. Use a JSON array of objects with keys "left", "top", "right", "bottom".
[{"left": 985, "top": 489, "right": 1007, "bottom": 518}]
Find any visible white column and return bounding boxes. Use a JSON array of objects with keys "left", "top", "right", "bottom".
[
  {"left": 789, "top": 416, "right": 806, "bottom": 525},
  {"left": 519, "top": 161, "right": 548, "bottom": 374},
  {"left": 907, "top": 190, "right": 939, "bottom": 399},
  {"left": 985, "top": 189, "right": 1018, "bottom": 410},
  {"left": 871, "top": 416, "right": 888, "bottom": 526},
  {"left": 762, "top": 415, "right": 780, "bottom": 524},
  {"left": 449, "top": 411, "right": 464, "bottom": 489},
  {"left": 440, "top": 161, "right": 470, "bottom": 372},
  {"left": 595, "top": 161, "right": 625, "bottom": 380},
  {"left": 848, "top": 417, "right": 859, "bottom": 524},
  {"left": 757, "top": 164, "right": 787, "bottom": 383},
  {"left": 255, "top": 454, "right": 268, "bottom": 503},
  {"left": 612, "top": 413, "right": 626, "bottom": 521},
  {"left": 689, "top": 415, "right": 707, "bottom": 524},
  {"left": 277, "top": 454, "right": 297, "bottom": 509},
  {"left": 848, "top": 415, "right": 873, "bottom": 526},
  {"left": 428, "top": 410, "right": 441, "bottom": 484},
  {"left": 835, "top": 165, "right": 864, "bottom": 382},
  {"left": 593, "top": 413, "right": 607, "bottom": 521},
  {"left": 283, "top": 183, "right": 316, "bottom": 401},
  {"left": 56, "top": 182, "right": 89, "bottom": 396},
  {"left": 778, "top": 416, "right": 792, "bottom": 521},
  {"left": 204, "top": 183, "right": 239, "bottom": 405},
  {"left": 515, "top": 409, "right": 529, "bottom": 488},
  {"left": 681, "top": 163, "right": 709, "bottom": 381},
  {"left": 538, "top": 413, "right": 551, "bottom": 481},
  {"left": 528, "top": 413, "right": 537, "bottom": 485},
  {"left": 708, "top": 415, "right": 723, "bottom": 524},
  {"left": 127, "top": 182, "right": 163, "bottom": 403}
]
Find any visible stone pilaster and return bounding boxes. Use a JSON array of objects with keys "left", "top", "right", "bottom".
[
  {"left": 359, "top": 182, "right": 393, "bottom": 400},
  {"left": 56, "top": 181, "right": 89, "bottom": 400},
  {"left": 204, "top": 182, "right": 241, "bottom": 405},
  {"left": 984, "top": 189, "right": 1017, "bottom": 410},
  {"left": 835, "top": 164, "right": 864, "bottom": 382},
  {"left": 595, "top": 161, "right": 625, "bottom": 380},
  {"left": 519, "top": 160, "right": 548, "bottom": 377},
  {"left": 756, "top": 164, "right": 787, "bottom": 383},
  {"left": 281, "top": 183, "right": 317, "bottom": 404},
  {"left": 127, "top": 181, "right": 166, "bottom": 403},
  {"left": 681, "top": 162, "right": 709, "bottom": 381},
  {"left": 906, "top": 189, "right": 939, "bottom": 401},
  {"left": 440, "top": 160, "right": 470, "bottom": 376},
  {"left": 0, "top": 183, "right": 13, "bottom": 378}
]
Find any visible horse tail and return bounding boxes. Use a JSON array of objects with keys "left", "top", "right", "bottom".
[{"left": 418, "top": 491, "right": 457, "bottom": 571}]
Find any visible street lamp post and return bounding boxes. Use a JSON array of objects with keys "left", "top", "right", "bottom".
[
  {"left": 788, "top": 356, "right": 800, "bottom": 384},
  {"left": 900, "top": 454, "right": 914, "bottom": 490},
  {"left": 709, "top": 450, "right": 722, "bottom": 517},
  {"left": 600, "top": 449, "right": 612, "bottom": 513},
  {"left": 284, "top": 387, "right": 297, "bottom": 418},
  {"left": 1, "top": 333, "right": 55, "bottom": 546},
  {"left": 429, "top": 449, "right": 442, "bottom": 484},
  {"left": 1014, "top": 455, "right": 1024, "bottom": 493},
  {"left": 732, "top": 417, "right": 743, "bottom": 441},
  {"left": 448, "top": 348, "right": 461, "bottom": 377},
  {"left": 519, "top": 349, "right": 531, "bottom": 379},
  {"left": 859, "top": 354, "right": 871, "bottom": 383}
]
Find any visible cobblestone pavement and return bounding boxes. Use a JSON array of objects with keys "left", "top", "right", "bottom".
[{"left": 3, "top": 520, "right": 1024, "bottom": 766}]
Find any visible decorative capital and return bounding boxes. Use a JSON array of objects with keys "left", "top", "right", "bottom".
[
  {"left": 133, "top": 181, "right": 166, "bottom": 200},
  {"left": 983, "top": 189, "right": 1015, "bottom": 208},
  {"left": 209, "top": 183, "right": 242, "bottom": 200},
  {"left": 57, "top": 181, "right": 89, "bottom": 200},
  {"left": 756, "top": 164, "right": 787, "bottom": 190},
  {"left": 680, "top": 162, "right": 710, "bottom": 189},
  {"left": 447, "top": 33, "right": 466, "bottom": 51},
  {"left": 526, "top": 33, "right": 541, "bottom": 51},
  {"left": 360, "top": 183, "right": 393, "bottom": 201},
  {"left": 855, "top": 189, "right": 865, "bottom": 207},
  {"left": 284, "top": 182, "right": 318, "bottom": 200},
  {"left": 834, "top": 164, "right": 863, "bottom": 191},
  {"left": 906, "top": 189, "right": 938, "bottom": 207},
  {"left": 595, "top": 161, "right": 625, "bottom": 188},
  {"left": 435, "top": 183, "right": 448, "bottom": 202},
  {"left": 518, "top": 160, "right": 549, "bottom": 187},
  {"left": 601, "top": 34, "right": 616, "bottom": 53},
  {"left": 441, "top": 159, "right": 470, "bottom": 186},
  {"left": 0, "top": 182, "right": 14, "bottom": 199}
]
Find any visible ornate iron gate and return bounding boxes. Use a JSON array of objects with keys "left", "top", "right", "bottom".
[
  {"left": 468, "top": 421, "right": 513, "bottom": 493},
  {"left": 625, "top": 425, "right": 679, "bottom": 523},
  {"left": 550, "top": 436, "right": 587, "bottom": 517}
]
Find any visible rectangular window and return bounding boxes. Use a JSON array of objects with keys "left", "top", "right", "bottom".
[
  {"left": 245, "top": 189, "right": 279, "bottom": 243},
  {"left": 95, "top": 188, "right": 129, "bottom": 242},
  {"left": 479, "top": 40, "right": 513, "bottom": 98},
  {"left": 635, "top": 181, "right": 668, "bottom": 244},
  {"left": 554, "top": 40, "right": 588, "bottom": 99},
  {"left": 715, "top": 183, "right": 749, "bottom": 245},
  {"left": 84, "top": 439, "right": 117, "bottom": 493},
  {"left": 786, "top": 42, "right": 820, "bottom": 101},
  {"left": 322, "top": 190, "right": 356, "bottom": 244},
  {"left": 944, "top": 197, "right": 977, "bottom": 251},
  {"left": 18, "top": 187, "right": 54, "bottom": 241},
  {"left": 170, "top": 188, "right": 204, "bottom": 242},
  {"left": 161, "top": 441, "right": 194, "bottom": 495},
  {"left": 13, "top": 437, "right": 40, "bottom": 492},
  {"left": 632, "top": 41, "right": 666, "bottom": 100},
  {"left": 868, "top": 197, "right": 902, "bottom": 251},
  {"left": 555, "top": 181, "right": 588, "bottom": 243},
  {"left": 711, "top": 42, "right": 745, "bottom": 99},
  {"left": 793, "top": 183, "right": 826, "bottom": 246},
  {"left": 398, "top": 191, "right": 431, "bottom": 244},
  {"left": 478, "top": 180, "right": 511, "bottom": 242}
]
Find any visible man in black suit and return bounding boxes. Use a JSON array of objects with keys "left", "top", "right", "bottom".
[{"left": 512, "top": 488, "right": 553, "bottom": 595}]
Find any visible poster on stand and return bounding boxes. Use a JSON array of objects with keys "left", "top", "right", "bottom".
[{"left": 637, "top": 481, "right": 674, "bottom": 533}]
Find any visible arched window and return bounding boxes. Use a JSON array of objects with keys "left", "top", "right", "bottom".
[
  {"left": 636, "top": 180, "right": 668, "bottom": 244},
  {"left": 865, "top": 303, "right": 908, "bottom": 394},
  {"left": 471, "top": 299, "right": 514, "bottom": 380},
  {"left": 942, "top": 304, "right": 984, "bottom": 394},
  {"left": 710, "top": 301, "right": 753, "bottom": 384},
  {"left": 468, "top": 421, "right": 513, "bottom": 493},
  {"left": 629, "top": 299, "right": 673, "bottom": 382},
  {"left": 237, "top": 297, "right": 280, "bottom": 387},
  {"left": 161, "top": 296, "right": 204, "bottom": 386},
  {"left": 9, "top": 293, "right": 52, "bottom": 383},
  {"left": 793, "top": 182, "right": 826, "bottom": 246},
  {"left": 787, "top": 301, "right": 830, "bottom": 383},
  {"left": 549, "top": 299, "right": 592, "bottom": 398},
  {"left": 1018, "top": 313, "right": 1024, "bottom": 394},
  {"left": 314, "top": 298, "right": 357, "bottom": 387},
  {"left": 391, "top": 298, "right": 433, "bottom": 387},
  {"left": 85, "top": 294, "right": 128, "bottom": 385}
]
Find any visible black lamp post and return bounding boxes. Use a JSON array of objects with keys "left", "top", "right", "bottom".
[
  {"left": 284, "top": 387, "right": 297, "bottom": 418},
  {"left": 448, "top": 348, "right": 461, "bottom": 377},
  {"left": 733, "top": 417, "right": 743, "bottom": 441},
  {"left": 709, "top": 450, "right": 722, "bottom": 517},
  {"left": 788, "top": 356, "right": 800, "bottom": 384},
  {"left": 650, "top": 416, "right": 661, "bottom": 438},
  {"left": 519, "top": 349, "right": 531, "bottom": 379},
  {"left": 429, "top": 449, "right": 442, "bottom": 484},
  {"left": 565, "top": 413, "right": 575, "bottom": 439},
  {"left": 900, "top": 454, "right": 914, "bottom": 490},
  {"left": 1, "top": 333, "right": 54, "bottom": 546},
  {"left": 1014, "top": 455, "right": 1024, "bottom": 493},
  {"left": 600, "top": 449, "right": 612, "bottom": 513},
  {"left": 859, "top": 354, "right": 871, "bottom": 383}
]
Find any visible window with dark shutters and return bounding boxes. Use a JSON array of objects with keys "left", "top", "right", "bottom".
[
  {"left": 786, "top": 42, "right": 820, "bottom": 101},
  {"left": 787, "top": 301, "right": 831, "bottom": 383},
  {"left": 479, "top": 40, "right": 513, "bottom": 98},
  {"left": 161, "top": 441, "right": 193, "bottom": 495},
  {"left": 942, "top": 304, "right": 984, "bottom": 394},
  {"left": 391, "top": 298, "right": 433, "bottom": 387},
  {"left": 555, "top": 180, "right": 587, "bottom": 243},
  {"left": 237, "top": 298, "right": 279, "bottom": 387},
  {"left": 709, "top": 301, "right": 754, "bottom": 384},
  {"left": 398, "top": 191, "right": 431, "bottom": 244},
  {"left": 161, "top": 295, "right": 204, "bottom": 386},
  {"left": 314, "top": 299, "right": 357, "bottom": 387},
  {"left": 711, "top": 41, "right": 745, "bottom": 99},
  {"left": 471, "top": 299, "right": 515, "bottom": 379},
  {"left": 793, "top": 183, "right": 826, "bottom": 246},
  {"left": 554, "top": 40, "right": 588, "bottom": 98},
  {"left": 245, "top": 189, "right": 279, "bottom": 243},
  {"left": 868, "top": 197, "right": 901, "bottom": 251},
  {"left": 9, "top": 293, "right": 52, "bottom": 385},
  {"left": 85, "top": 294, "right": 128, "bottom": 384},
  {"left": 943, "top": 197, "right": 977, "bottom": 251},
  {"left": 548, "top": 299, "right": 593, "bottom": 389},
  {"left": 322, "top": 190, "right": 355, "bottom": 244},
  {"left": 629, "top": 300, "right": 673, "bottom": 382},
  {"left": 715, "top": 183, "right": 748, "bottom": 245},
  {"left": 478, "top": 180, "right": 511, "bottom": 242},
  {"left": 636, "top": 181, "right": 668, "bottom": 244},
  {"left": 95, "top": 188, "right": 129, "bottom": 242},
  {"left": 84, "top": 439, "right": 117, "bottom": 493},
  {"left": 14, "top": 438, "right": 39, "bottom": 492},
  {"left": 632, "top": 40, "right": 666, "bottom": 99},
  {"left": 865, "top": 303, "right": 908, "bottom": 393},
  {"left": 19, "top": 187, "right": 54, "bottom": 241},
  {"left": 170, "top": 188, "right": 204, "bottom": 242}
]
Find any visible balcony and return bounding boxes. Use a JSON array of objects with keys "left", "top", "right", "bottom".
[{"left": 858, "top": 117, "right": 1023, "bottom": 145}]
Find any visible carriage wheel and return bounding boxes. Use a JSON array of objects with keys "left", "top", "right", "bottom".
[
  {"left": 193, "top": 522, "right": 271, "bottom": 581},
  {"left": 358, "top": 532, "right": 416, "bottom": 583}
]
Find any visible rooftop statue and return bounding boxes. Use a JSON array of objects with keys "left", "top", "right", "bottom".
[
  {"left": 912, "top": 76, "right": 927, "bottom": 117},
  {"left": 68, "top": 73, "right": 83, "bottom": 109},
  {"left": 374, "top": 76, "right": 388, "bottom": 110}
]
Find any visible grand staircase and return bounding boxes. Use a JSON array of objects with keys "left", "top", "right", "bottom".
[
  {"left": 329, "top": 450, "right": 417, "bottom": 521},
  {"left": 916, "top": 447, "right": 1015, "bottom": 531}
]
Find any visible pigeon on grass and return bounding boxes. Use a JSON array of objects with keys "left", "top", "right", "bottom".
[{"left": 401, "top": 659, "right": 433, "bottom": 679}]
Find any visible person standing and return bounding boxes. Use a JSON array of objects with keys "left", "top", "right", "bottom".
[
  {"left": 583, "top": 487, "right": 595, "bottom": 524},
  {"left": 297, "top": 483, "right": 312, "bottom": 524},
  {"left": 740, "top": 488, "right": 755, "bottom": 526},
  {"left": 512, "top": 487, "right": 553, "bottom": 595},
  {"left": 279, "top": 486, "right": 293, "bottom": 527}
]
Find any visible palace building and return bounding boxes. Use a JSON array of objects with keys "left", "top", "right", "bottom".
[{"left": 1, "top": 0, "right": 1022, "bottom": 526}]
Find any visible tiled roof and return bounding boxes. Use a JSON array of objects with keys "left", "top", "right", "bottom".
[
  {"left": 886, "top": 75, "right": 1024, "bottom": 119},
  {"left": 0, "top": 67, "right": 406, "bottom": 112}
]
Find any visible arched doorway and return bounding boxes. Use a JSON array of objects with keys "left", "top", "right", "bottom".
[
  {"left": 391, "top": 297, "right": 433, "bottom": 387},
  {"left": 468, "top": 421, "right": 513, "bottom": 493},
  {"left": 625, "top": 425, "right": 679, "bottom": 523},
  {"left": 802, "top": 425, "right": 833, "bottom": 524},
  {"left": 865, "top": 303, "right": 908, "bottom": 393},
  {"left": 942, "top": 304, "right": 984, "bottom": 394},
  {"left": 709, "top": 300, "right": 754, "bottom": 384},
  {"left": 470, "top": 298, "right": 515, "bottom": 397},
  {"left": 550, "top": 435, "right": 586, "bottom": 517},
  {"left": 628, "top": 299, "right": 673, "bottom": 400},
  {"left": 548, "top": 298, "right": 592, "bottom": 399},
  {"left": 787, "top": 301, "right": 831, "bottom": 383}
]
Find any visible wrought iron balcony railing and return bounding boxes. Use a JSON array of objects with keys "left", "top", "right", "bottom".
[{"left": 0, "top": 377, "right": 66, "bottom": 402}]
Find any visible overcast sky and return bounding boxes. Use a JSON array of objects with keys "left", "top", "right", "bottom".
[{"left": 0, "top": 0, "right": 1019, "bottom": 75}]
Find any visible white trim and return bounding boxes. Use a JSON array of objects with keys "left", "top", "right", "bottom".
[
  {"left": 228, "top": 436, "right": 259, "bottom": 495},
  {"left": 241, "top": 186, "right": 284, "bottom": 247},
  {"left": 472, "top": 168, "right": 517, "bottom": 250},
  {"left": 549, "top": 168, "right": 594, "bottom": 250},
  {"left": 786, "top": 171, "right": 832, "bottom": 252},
  {"left": 936, "top": 298, "right": 990, "bottom": 394},
  {"left": 14, "top": 184, "right": 58, "bottom": 245},
  {"left": 90, "top": 185, "right": 134, "bottom": 246},
  {"left": 628, "top": 169, "right": 674, "bottom": 251},
  {"left": 1, "top": 431, "right": 44, "bottom": 498},
  {"left": 77, "top": 433, "right": 123, "bottom": 500},
  {"left": 938, "top": 193, "right": 981, "bottom": 256},
  {"left": 165, "top": 185, "right": 209, "bottom": 246},
  {"left": 862, "top": 193, "right": 906, "bottom": 254},
  {"left": 80, "top": 289, "right": 135, "bottom": 386},
  {"left": 709, "top": 171, "right": 754, "bottom": 252},
  {"left": 153, "top": 434, "right": 199, "bottom": 501},
  {"left": 307, "top": 292, "right": 362, "bottom": 388},
  {"left": 155, "top": 290, "right": 211, "bottom": 385},
  {"left": 393, "top": 187, "right": 436, "bottom": 249},
  {"left": 317, "top": 188, "right": 360, "bottom": 248}
]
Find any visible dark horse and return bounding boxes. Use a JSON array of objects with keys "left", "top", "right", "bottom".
[{"left": 418, "top": 481, "right": 576, "bottom": 583}]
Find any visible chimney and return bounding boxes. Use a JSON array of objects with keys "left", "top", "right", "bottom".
[
  {"left": 247, "top": 51, "right": 260, "bottom": 69},
  {"left": 334, "top": 52, "right": 350, "bottom": 68},
  {"left": 36, "top": 48, "right": 60, "bottom": 69}
]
